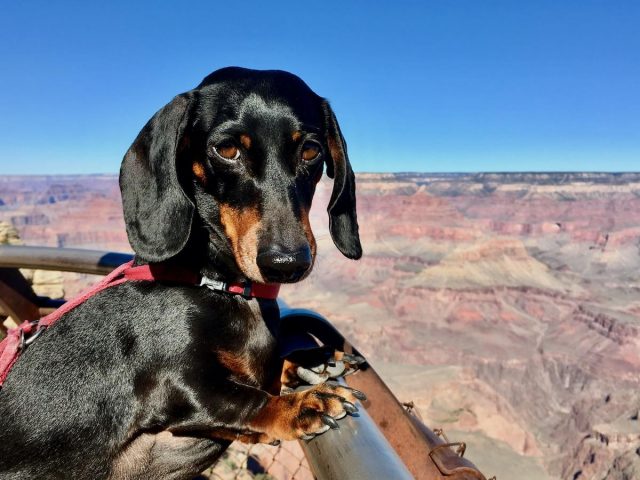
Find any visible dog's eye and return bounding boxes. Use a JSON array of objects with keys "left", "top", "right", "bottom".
[
  {"left": 213, "top": 141, "right": 240, "bottom": 161},
  {"left": 301, "top": 142, "right": 322, "bottom": 162}
]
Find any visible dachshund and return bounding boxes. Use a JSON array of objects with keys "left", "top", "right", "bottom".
[{"left": 0, "top": 67, "right": 364, "bottom": 479}]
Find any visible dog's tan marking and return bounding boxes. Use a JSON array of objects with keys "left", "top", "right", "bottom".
[
  {"left": 240, "top": 134, "right": 252, "bottom": 149},
  {"left": 216, "top": 350, "right": 256, "bottom": 383},
  {"left": 219, "top": 204, "right": 265, "bottom": 282},
  {"left": 300, "top": 207, "right": 317, "bottom": 275},
  {"left": 292, "top": 130, "right": 302, "bottom": 142},
  {"left": 248, "top": 383, "right": 357, "bottom": 441},
  {"left": 192, "top": 162, "right": 207, "bottom": 184},
  {"left": 280, "top": 359, "right": 300, "bottom": 390},
  {"left": 248, "top": 391, "right": 316, "bottom": 441}
]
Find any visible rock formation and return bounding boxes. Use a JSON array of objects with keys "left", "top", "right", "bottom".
[{"left": 1, "top": 173, "right": 639, "bottom": 479}]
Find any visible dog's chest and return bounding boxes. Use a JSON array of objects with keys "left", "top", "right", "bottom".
[{"left": 213, "top": 297, "right": 281, "bottom": 388}]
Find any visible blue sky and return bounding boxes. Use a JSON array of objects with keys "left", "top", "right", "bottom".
[{"left": 0, "top": 0, "right": 638, "bottom": 174}]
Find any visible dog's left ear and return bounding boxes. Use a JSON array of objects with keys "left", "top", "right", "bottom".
[
  {"left": 322, "top": 100, "right": 362, "bottom": 260},
  {"left": 119, "top": 93, "right": 195, "bottom": 262}
]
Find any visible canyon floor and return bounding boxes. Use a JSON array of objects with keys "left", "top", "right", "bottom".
[{"left": 1, "top": 172, "right": 639, "bottom": 479}]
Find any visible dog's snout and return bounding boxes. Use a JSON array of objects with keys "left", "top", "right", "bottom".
[{"left": 257, "top": 245, "right": 312, "bottom": 283}]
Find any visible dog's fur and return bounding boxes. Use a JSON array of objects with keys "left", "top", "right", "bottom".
[{"left": 0, "top": 67, "right": 361, "bottom": 479}]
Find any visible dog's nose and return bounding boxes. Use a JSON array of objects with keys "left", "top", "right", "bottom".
[{"left": 257, "top": 245, "right": 312, "bottom": 283}]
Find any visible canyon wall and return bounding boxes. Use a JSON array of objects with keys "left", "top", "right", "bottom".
[{"left": 1, "top": 173, "right": 639, "bottom": 479}]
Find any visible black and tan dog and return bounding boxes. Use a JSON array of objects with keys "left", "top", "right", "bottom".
[{"left": 0, "top": 67, "right": 364, "bottom": 479}]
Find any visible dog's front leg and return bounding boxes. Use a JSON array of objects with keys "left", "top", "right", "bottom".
[
  {"left": 168, "top": 380, "right": 365, "bottom": 444},
  {"left": 246, "top": 381, "right": 366, "bottom": 442}
]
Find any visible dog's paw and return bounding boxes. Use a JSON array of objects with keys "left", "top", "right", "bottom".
[
  {"left": 250, "top": 382, "right": 366, "bottom": 442},
  {"left": 281, "top": 351, "right": 366, "bottom": 392},
  {"left": 282, "top": 383, "right": 367, "bottom": 441}
]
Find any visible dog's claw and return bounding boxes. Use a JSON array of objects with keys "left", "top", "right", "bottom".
[
  {"left": 297, "top": 366, "right": 329, "bottom": 385},
  {"left": 343, "top": 353, "right": 366, "bottom": 365},
  {"left": 316, "top": 424, "right": 330, "bottom": 434},
  {"left": 352, "top": 389, "right": 367, "bottom": 401},
  {"left": 269, "top": 439, "right": 281, "bottom": 446},
  {"left": 321, "top": 414, "right": 340, "bottom": 429},
  {"left": 288, "top": 351, "right": 366, "bottom": 390},
  {"left": 343, "top": 401, "right": 358, "bottom": 414},
  {"left": 325, "top": 361, "right": 345, "bottom": 377},
  {"left": 300, "top": 434, "right": 315, "bottom": 441}
]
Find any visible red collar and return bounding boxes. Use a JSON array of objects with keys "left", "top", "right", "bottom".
[
  {"left": 123, "top": 263, "right": 281, "bottom": 300},
  {"left": 0, "top": 261, "right": 279, "bottom": 387}
]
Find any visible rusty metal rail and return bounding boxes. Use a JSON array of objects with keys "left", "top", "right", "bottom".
[
  {"left": 279, "top": 308, "right": 488, "bottom": 480},
  {"left": 0, "top": 245, "right": 489, "bottom": 479},
  {"left": 301, "top": 399, "right": 414, "bottom": 479}
]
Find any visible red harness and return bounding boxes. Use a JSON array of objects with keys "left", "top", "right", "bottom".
[{"left": 0, "top": 261, "right": 280, "bottom": 387}]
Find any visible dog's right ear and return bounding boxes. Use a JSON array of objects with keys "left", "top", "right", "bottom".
[{"left": 120, "top": 93, "right": 195, "bottom": 262}]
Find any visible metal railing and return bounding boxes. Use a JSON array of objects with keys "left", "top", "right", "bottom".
[
  {"left": 0, "top": 245, "right": 489, "bottom": 480},
  {"left": 0, "top": 245, "right": 132, "bottom": 275}
]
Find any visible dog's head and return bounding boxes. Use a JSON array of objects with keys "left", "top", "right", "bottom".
[{"left": 120, "top": 67, "right": 361, "bottom": 284}]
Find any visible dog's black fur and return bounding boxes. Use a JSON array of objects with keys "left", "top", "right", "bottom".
[{"left": 0, "top": 67, "right": 361, "bottom": 479}]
